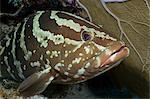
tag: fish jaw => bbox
[98,41,130,67]
[77,41,130,83]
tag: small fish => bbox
[0,11,129,96]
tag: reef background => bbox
[0,0,149,98]
[79,0,149,97]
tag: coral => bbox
[100,0,150,71]
[8,0,22,7]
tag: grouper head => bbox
[53,29,130,84]
[44,11,130,84]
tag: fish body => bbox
[0,11,129,96]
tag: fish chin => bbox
[74,59,123,84]
[96,59,123,77]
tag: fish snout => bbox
[99,41,130,67]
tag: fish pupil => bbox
[82,32,91,41]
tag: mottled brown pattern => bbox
[0,10,129,96]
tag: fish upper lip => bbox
[110,45,126,56]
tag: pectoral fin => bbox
[18,67,56,96]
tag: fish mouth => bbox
[100,42,130,67]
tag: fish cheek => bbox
[83,56,102,78]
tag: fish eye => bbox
[81,31,94,41]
